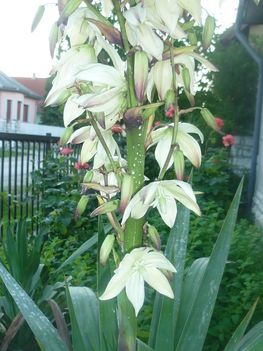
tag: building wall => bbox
[230,135,253,176]
[0,91,38,125]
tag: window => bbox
[23,104,29,122]
[6,100,12,121]
[17,101,22,120]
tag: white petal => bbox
[100,268,130,300]
[177,0,202,25]
[157,196,177,228]
[126,271,145,316]
[101,0,113,17]
[179,122,204,143]
[153,60,172,100]
[146,67,154,103]
[124,4,146,26]
[137,24,164,60]
[76,63,125,87]
[155,134,173,171]
[150,125,169,146]
[177,130,202,168]
[156,0,180,34]
[143,266,174,298]
[69,126,91,144]
[81,138,97,164]
[143,251,176,272]
[189,52,219,72]
[63,94,85,127]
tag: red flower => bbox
[154,121,161,126]
[60,148,73,155]
[215,118,224,130]
[165,105,175,118]
[222,134,235,147]
[74,160,89,170]
[111,123,123,134]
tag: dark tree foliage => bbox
[39,76,64,126]
[203,35,258,134]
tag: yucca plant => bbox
[0,0,263,350]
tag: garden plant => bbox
[0,0,263,350]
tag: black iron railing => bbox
[0,132,59,230]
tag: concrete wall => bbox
[230,135,253,176]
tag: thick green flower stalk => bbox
[38,0,220,349]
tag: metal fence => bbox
[0,132,59,230]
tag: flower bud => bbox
[75,196,89,220]
[83,171,93,183]
[120,175,133,213]
[201,108,219,132]
[188,31,197,46]
[60,127,73,147]
[202,16,216,51]
[91,200,120,217]
[147,224,161,251]
[100,234,115,266]
[49,22,59,58]
[134,51,148,103]
[173,150,185,180]
[182,67,191,93]
[153,60,172,101]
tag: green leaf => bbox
[57,233,98,272]
[137,339,154,351]
[149,205,190,350]
[0,262,69,351]
[236,320,263,351]
[97,217,118,351]
[49,22,59,58]
[175,179,243,351]
[66,286,100,351]
[174,258,209,345]
[31,5,45,32]
[224,299,258,351]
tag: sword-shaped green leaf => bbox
[149,205,190,350]
[175,179,243,351]
[224,299,258,351]
[0,262,69,351]
[236,321,263,351]
[97,217,118,351]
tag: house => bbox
[13,76,47,116]
[0,71,42,132]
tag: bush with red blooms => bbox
[222,134,235,147]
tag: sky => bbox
[0,0,239,78]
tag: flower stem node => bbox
[100,247,176,316]
[100,234,115,266]
[124,108,143,130]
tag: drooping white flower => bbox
[69,125,121,168]
[101,0,114,17]
[100,247,176,316]
[149,122,204,171]
[124,3,164,60]
[177,0,202,26]
[122,180,201,228]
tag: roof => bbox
[0,71,42,100]
[13,77,47,97]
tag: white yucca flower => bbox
[122,180,201,228]
[100,247,176,316]
[101,0,114,17]
[69,125,120,168]
[124,3,164,60]
[149,122,204,171]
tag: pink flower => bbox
[111,123,123,134]
[222,134,235,147]
[155,121,161,126]
[74,160,89,170]
[60,148,73,155]
[165,105,175,118]
[215,118,224,130]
